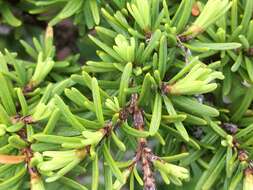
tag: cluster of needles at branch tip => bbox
[0,0,253,190]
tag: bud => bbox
[81,130,104,146]
[154,160,189,185]
[45,25,53,39]
[244,168,253,190]
[31,174,45,190]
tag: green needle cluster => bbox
[0,0,253,190]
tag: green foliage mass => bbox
[0,0,253,190]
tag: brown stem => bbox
[247,48,253,57]
[176,36,192,63]
[161,82,172,95]
[96,121,120,147]
[231,133,253,176]
[22,147,41,184]
[142,154,156,190]
[128,93,157,190]
[11,115,35,125]
[23,82,35,94]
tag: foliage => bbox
[0,0,253,190]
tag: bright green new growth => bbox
[182,0,232,39]
[0,0,253,190]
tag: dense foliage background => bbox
[0,0,253,189]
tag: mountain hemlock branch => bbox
[0,0,253,189]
